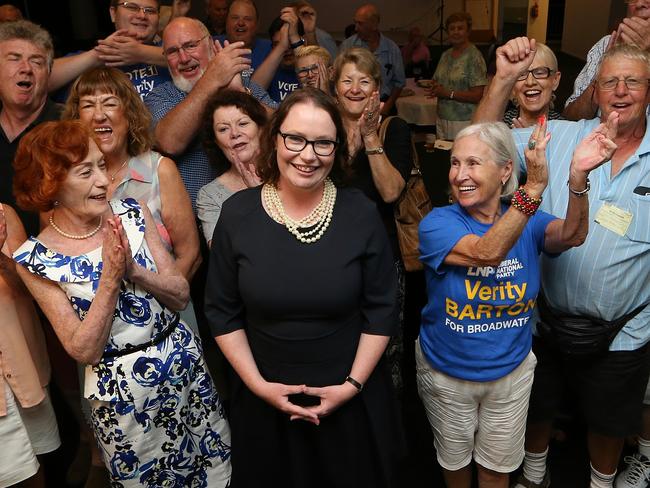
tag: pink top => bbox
[402,42,431,65]
[0,241,51,416]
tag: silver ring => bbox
[528,140,536,150]
[366,111,374,120]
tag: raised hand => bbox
[606,29,620,51]
[359,90,382,138]
[201,40,251,91]
[495,36,537,81]
[230,150,262,188]
[618,17,650,50]
[511,117,525,129]
[280,7,301,44]
[571,111,619,174]
[110,215,136,279]
[316,58,331,94]
[523,115,551,196]
[297,5,317,35]
[95,30,143,66]
[171,0,191,18]
[101,218,126,284]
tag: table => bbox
[396,78,438,127]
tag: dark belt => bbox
[102,314,179,359]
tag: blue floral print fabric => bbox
[14,198,231,487]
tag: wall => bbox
[561,0,612,60]
[526,0,549,43]
[252,0,467,42]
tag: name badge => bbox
[594,203,633,237]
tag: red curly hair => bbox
[13,120,92,212]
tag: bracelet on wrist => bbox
[567,177,590,196]
[345,376,363,392]
[511,187,542,216]
[365,146,384,155]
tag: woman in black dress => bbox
[205,87,404,487]
[332,48,414,392]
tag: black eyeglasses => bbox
[115,1,159,16]
[164,34,209,59]
[295,64,319,78]
[516,67,554,81]
[279,132,338,156]
[596,77,649,91]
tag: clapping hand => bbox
[279,7,300,45]
[95,30,143,66]
[171,0,191,18]
[316,58,331,94]
[571,111,618,175]
[230,149,262,188]
[297,5,317,35]
[101,217,127,284]
[523,115,551,197]
[201,40,251,91]
[359,91,382,138]
[495,36,537,81]
[617,16,650,50]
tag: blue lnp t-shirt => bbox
[418,203,556,382]
[267,66,299,103]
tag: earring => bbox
[53,200,60,206]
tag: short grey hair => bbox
[598,43,650,77]
[0,20,53,70]
[534,42,558,71]
[455,122,520,197]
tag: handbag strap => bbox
[377,116,421,171]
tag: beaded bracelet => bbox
[511,187,542,216]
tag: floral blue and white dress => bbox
[13,199,231,488]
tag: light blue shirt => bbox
[315,28,338,60]
[513,117,650,351]
[339,33,405,100]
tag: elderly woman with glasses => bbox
[205,88,404,487]
[475,39,563,128]
[416,118,616,488]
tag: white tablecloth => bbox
[396,78,437,126]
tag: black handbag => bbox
[536,294,646,356]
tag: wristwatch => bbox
[290,37,305,49]
[365,146,384,155]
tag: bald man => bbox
[0,4,22,22]
[339,3,405,115]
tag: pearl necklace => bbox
[110,158,129,182]
[49,214,103,240]
[263,178,336,244]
